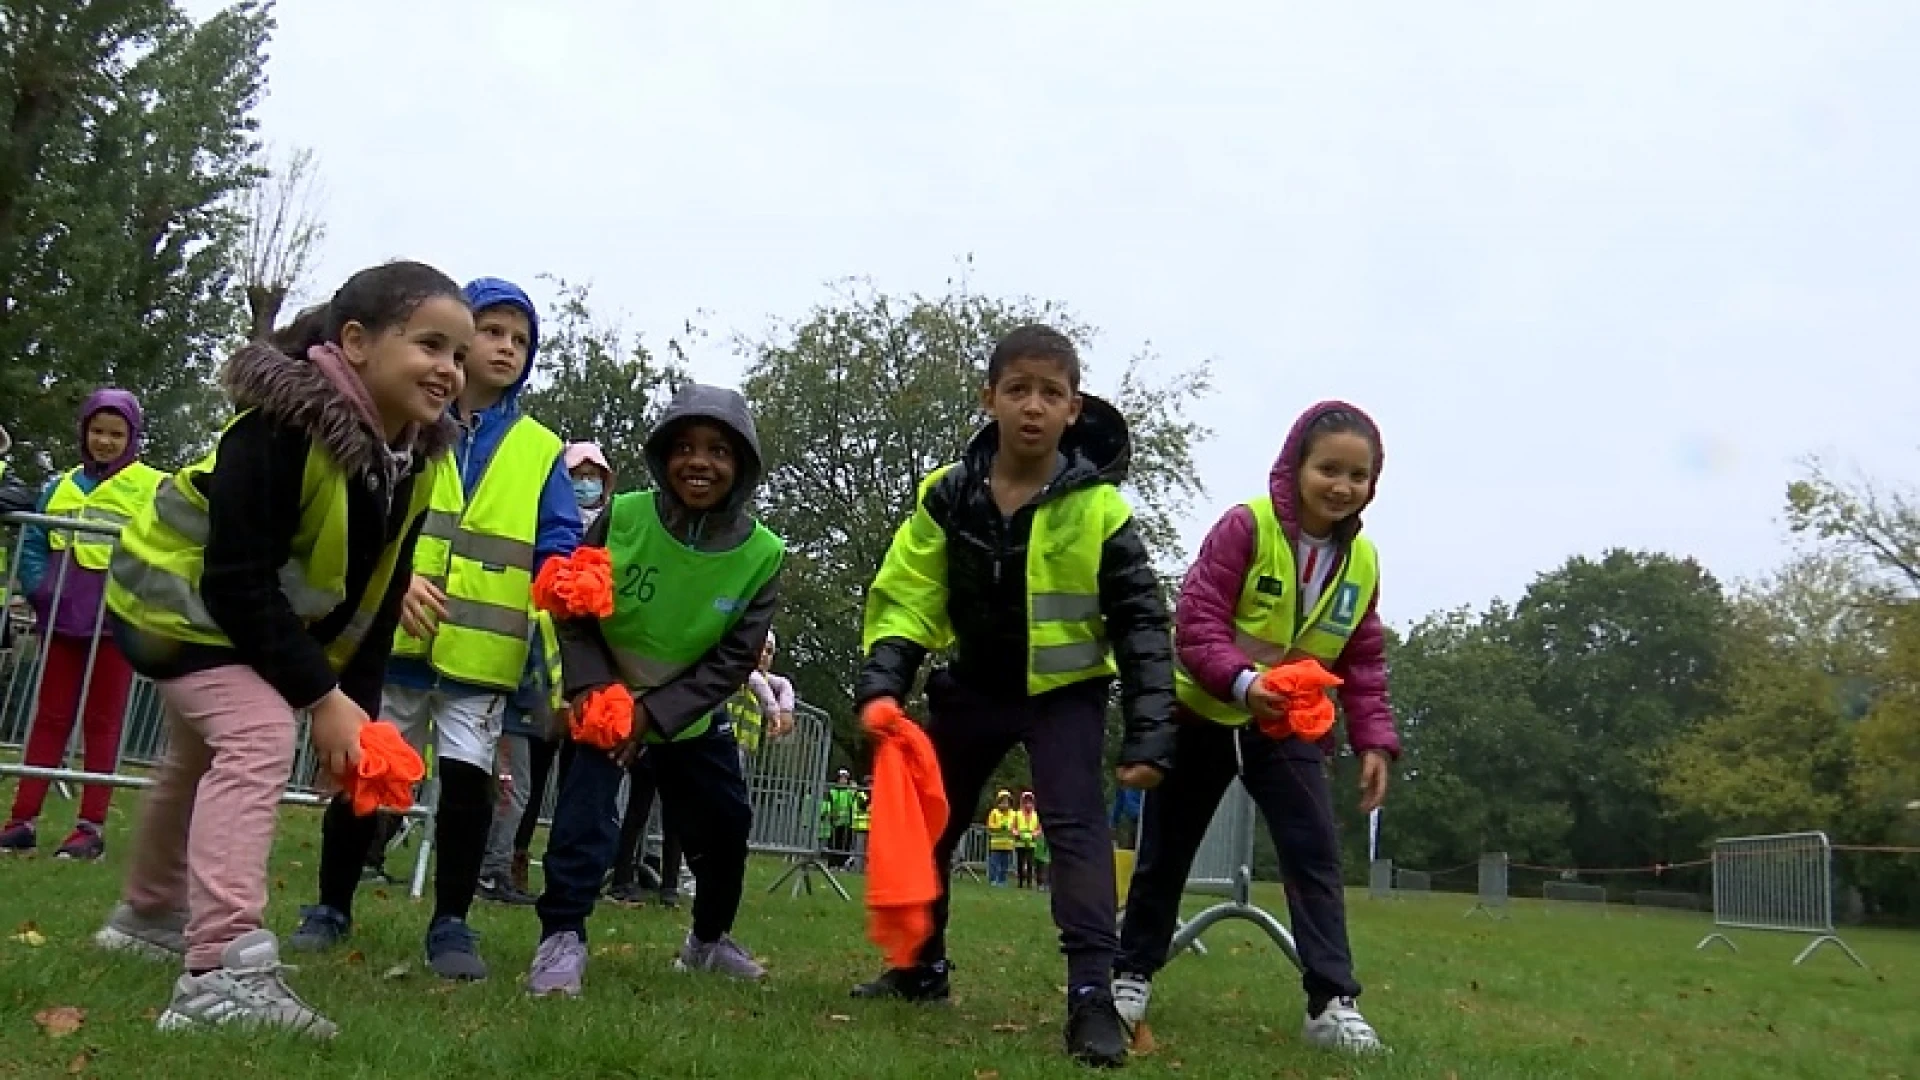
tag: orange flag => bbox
[340,721,427,817]
[860,699,950,970]
[570,684,635,750]
[1254,658,1344,743]
[532,546,616,619]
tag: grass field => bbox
[1,804,1914,1080]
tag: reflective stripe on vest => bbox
[596,490,785,743]
[106,415,446,671]
[1173,496,1379,725]
[863,465,1132,694]
[985,808,1017,850]
[393,416,561,690]
[45,462,166,571]
[1013,808,1038,845]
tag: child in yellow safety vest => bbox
[1112,402,1399,1055]
[983,789,1018,886]
[91,261,470,1037]
[1013,790,1041,889]
[297,277,583,983]
[850,777,872,872]
[3,389,165,860]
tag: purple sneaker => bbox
[673,932,766,981]
[527,931,586,998]
[54,823,104,861]
[0,820,35,853]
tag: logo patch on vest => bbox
[1329,582,1361,628]
[1254,575,1287,598]
[712,597,743,614]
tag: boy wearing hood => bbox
[850,325,1176,1068]
[525,384,783,997]
[2,390,166,859]
[296,278,582,981]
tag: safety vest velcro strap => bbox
[153,484,210,546]
[1233,630,1288,666]
[1032,639,1109,676]
[611,647,691,690]
[441,596,530,640]
[451,529,535,568]
[1032,592,1101,622]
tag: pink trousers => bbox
[120,665,297,970]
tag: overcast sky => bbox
[194,0,1920,626]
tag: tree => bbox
[237,143,324,341]
[518,278,687,487]
[1508,550,1732,870]
[0,0,271,476]
[739,278,1213,767]
[1787,461,1920,596]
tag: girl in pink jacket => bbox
[1112,401,1398,1055]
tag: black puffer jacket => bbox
[857,394,1177,771]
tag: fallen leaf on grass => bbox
[1129,1022,1156,1055]
[828,1014,852,1023]
[140,1008,158,1022]
[274,877,286,890]
[1571,1036,1589,1048]
[373,889,390,901]
[12,929,46,947]
[34,1006,86,1038]
[67,1052,91,1074]
[345,950,366,966]
[975,1071,1000,1080]
[381,965,411,981]
[990,1022,1028,1034]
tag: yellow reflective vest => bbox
[862,465,1132,694]
[1174,496,1379,725]
[1013,808,1039,847]
[392,416,563,690]
[985,808,1018,852]
[46,463,167,571]
[106,416,450,672]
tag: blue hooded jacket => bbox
[387,276,583,696]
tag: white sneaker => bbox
[94,903,188,962]
[155,929,338,1040]
[1302,996,1386,1054]
[1111,972,1152,1031]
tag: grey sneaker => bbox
[673,932,766,981]
[287,904,350,953]
[94,903,188,962]
[155,929,337,1039]
[527,931,586,998]
[425,916,488,981]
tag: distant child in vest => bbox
[983,789,1018,886]
[496,439,616,901]
[526,384,784,997]
[295,277,583,981]
[1014,790,1041,889]
[1,390,165,859]
[1034,821,1052,891]
[90,261,469,1037]
[1112,402,1398,1055]
[852,325,1175,1069]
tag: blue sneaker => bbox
[287,904,350,953]
[425,916,488,981]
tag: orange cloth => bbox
[340,721,426,817]
[860,698,949,970]
[532,546,615,619]
[570,684,634,750]
[1254,658,1344,743]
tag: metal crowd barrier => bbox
[1394,868,1433,895]
[753,702,847,900]
[1696,831,1865,967]
[1368,858,1394,900]
[1132,777,1303,974]
[952,823,988,884]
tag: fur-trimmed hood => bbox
[221,342,456,478]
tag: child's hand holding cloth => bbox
[1253,658,1344,743]
[338,720,426,817]
[860,698,949,970]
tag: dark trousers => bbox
[1015,847,1036,888]
[613,757,683,891]
[537,728,750,942]
[829,823,855,867]
[915,673,1117,990]
[1116,718,1360,1003]
[512,737,573,855]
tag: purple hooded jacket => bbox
[1174,400,1401,758]
[27,389,146,637]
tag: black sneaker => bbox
[1065,986,1129,1068]
[476,875,535,907]
[605,881,648,906]
[850,959,950,1003]
[657,889,681,910]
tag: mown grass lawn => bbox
[1,801,1914,1079]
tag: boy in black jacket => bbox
[851,325,1176,1069]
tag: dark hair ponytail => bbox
[268,260,464,359]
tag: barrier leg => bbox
[1695,932,1737,953]
[1794,935,1866,969]
[767,855,851,902]
[1159,867,1297,972]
